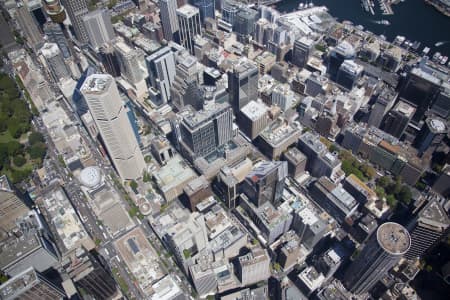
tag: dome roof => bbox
[79,167,102,188]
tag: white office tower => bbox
[177,5,202,54]
[114,41,144,84]
[40,43,71,82]
[82,9,115,50]
[81,74,145,180]
[146,46,176,104]
[160,0,179,41]
[61,0,89,44]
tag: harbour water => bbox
[276,0,450,57]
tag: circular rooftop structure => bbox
[79,167,102,189]
[377,222,411,256]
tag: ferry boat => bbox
[441,56,448,65]
[374,19,390,25]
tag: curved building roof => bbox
[377,222,410,256]
[79,167,102,189]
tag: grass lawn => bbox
[0,131,14,143]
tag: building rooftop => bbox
[298,266,325,291]
[149,275,183,300]
[377,222,411,255]
[426,117,447,133]
[0,267,50,300]
[182,102,231,129]
[154,154,197,195]
[80,74,112,94]
[239,248,269,267]
[210,226,245,254]
[345,174,377,201]
[393,100,416,118]
[241,100,268,121]
[176,4,199,18]
[259,119,300,147]
[418,200,450,229]
[0,174,12,192]
[299,131,327,155]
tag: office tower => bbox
[114,41,144,84]
[234,8,258,40]
[160,0,179,41]
[292,37,314,68]
[0,175,30,233]
[414,117,447,154]
[177,5,202,54]
[172,77,203,110]
[146,46,176,104]
[183,176,213,211]
[282,147,307,178]
[405,200,449,260]
[61,0,89,44]
[431,89,450,118]
[40,43,71,82]
[72,66,95,116]
[43,22,71,59]
[241,161,287,207]
[254,18,269,46]
[381,100,416,139]
[180,102,233,160]
[98,43,121,77]
[82,9,115,50]
[81,74,145,179]
[400,67,441,122]
[344,222,410,295]
[192,0,215,22]
[271,83,295,111]
[15,4,44,51]
[237,248,270,286]
[292,207,327,250]
[43,0,66,23]
[367,88,397,128]
[240,100,269,140]
[221,0,240,25]
[327,41,355,81]
[0,267,66,300]
[336,60,363,90]
[228,61,258,116]
[63,247,117,299]
[189,260,217,297]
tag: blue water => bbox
[276,0,450,57]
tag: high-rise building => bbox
[414,117,448,154]
[237,248,270,286]
[400,67,442,122]
[192,0,215,22]
[61,0,89,44]
[234,8,258,40]
[221,0,240,25]
[62,247,117,299]
[43,0,66,23]
[40,43,71,82]
[0,175,30,233]
[72,66,96,116]
[367,88,397,128]
[82,9,115,50]
[292,37,314,68]
[180,102,233,160]
[381,100,416,139]
[146,46,176,104]
[239,100,269,140]
[405,200,449,260]
[271,83,295,111]
[16,4,44,51]
[98,43,121,77]
[177,5,202,54]
[336,60,363,90]
[159,0,180,42]
[0,267,66,300]
[327,41,355,81]
[80,74,145,179]
[228,61,258,116]
[114,41,144,84]
[43,22,71,59]
[344,222,410,295]
[241,161,288,207]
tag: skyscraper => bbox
[146,46,176,104]
[327,41,355,81]
[40,43,71,82]
[177,5,202,54]
[414,117,448,154]
[344,222,410,295]
[227,60,259,116]
[405,200,449,260]
[82,9,115,50]
[367,88,397,128]
[15,4,44,51]
[0,175,30,234]
[241,161,288,207]
[98,43,121,77]
[61,0,89,44]
[0,267,66,300]
[43,0,66,23]
[292,37,314,68]
[192,0,215,22]
[336,60,363,90]
[159,0,179,42]
[62,247,117,299]
[180,102,233,160]
[114,41,144,84]
[381,100,416,139]
[81,74,145,179]
[43,22,71,59]
[234,7,258,41]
